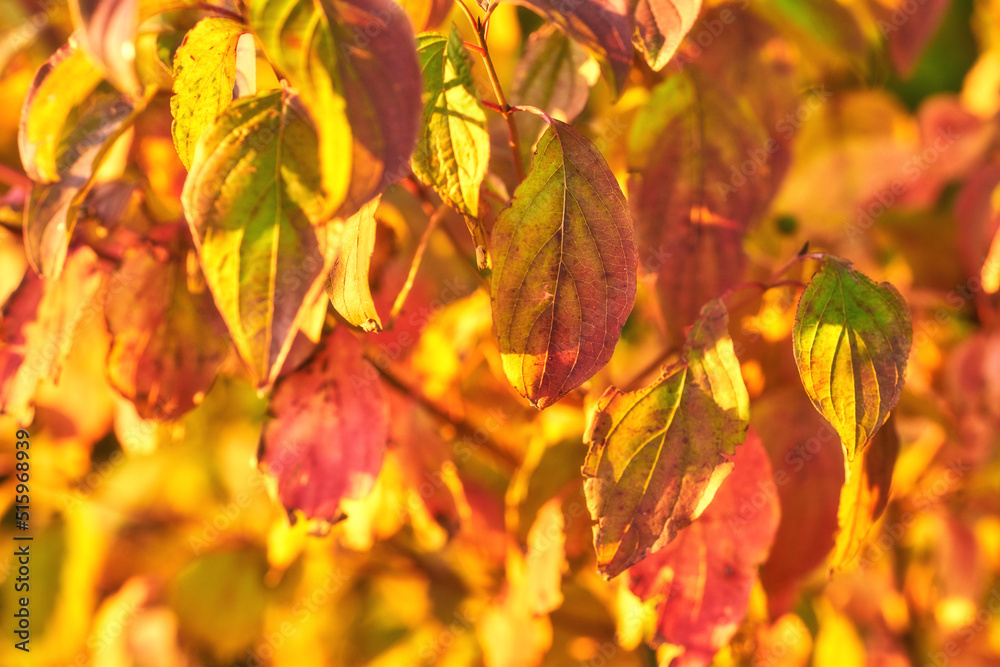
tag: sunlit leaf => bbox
[525,498,567,615]
[512,25,599,144]
[71,0,142,97]
[633,0,701,71]
[19,44,140,278]
[0,247,109,425]
[829,413,899,572]
[258,326,388,522]
[955,164,1000,296]
[181,89,340,390]
[170,17,246,170]
[326,196,382,332]
[490,118,637,409]
[626,430,779,662]
[398,0,452,31]
[250,0,422,217]
[105,244,231,420]
[792,257,912,461]
[583,300,749,578]
[412,26,489,220]
[513,0,633,94]
[18,44,104,184]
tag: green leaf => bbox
[326,196,382,332]
[250,0,422,217]
[19,43,140,278]
[792,257,912,460]
[170,17,246,170]
[180,89,340,391]
[412,26,489,220]
[490,118,637,410]
[582,300,749,579]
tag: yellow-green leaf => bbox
[490,118,637,409]
[181,89,340,391]
[170,17,246,170]
[792,257,912,460]
[326,196,382,332]
[412,26,489,220]
[583,300,749,579]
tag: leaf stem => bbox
[456,0,526,184]
[389,202,449,327]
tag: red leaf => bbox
[626,430,779,664]
[258,326,388,522]
[754,389,844,617]
[104,244,230,420]
[872,0,950,76]
[634,0,702,71]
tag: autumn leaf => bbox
[512,25,599,146]
[71,0,142,98]
[524,498,567,615]
[250,0,421,217]
[0,247,109,425]
[628,12,796,339]
[754,389,844,617]
[871,0,950,75]
[955,164,1000,295]
[792,257,912,461]
[583,300,749,578]
[104,244,231,420]
[170,17,247,170]
[513,0,633,95]
[326,196,382,332]
[829,412,899,573]
[411,27,489,221]
[633,0,701,71]
[626,430,779,663]
[258,326,388,522]
[490,118,637,409]
[398,0,452,31]
[181,89,340,390]
[19,44,139,278]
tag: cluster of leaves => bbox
[2,0,1000,665]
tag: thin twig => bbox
[456,0,526,183]
[389,202,449,327]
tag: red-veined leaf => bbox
[490,118,637,409]
[583,300,749,578]
[633,0,701,71]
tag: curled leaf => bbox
[326,196,382,332]
[258,327,388,522]
[105,244,231,420]
[411,27,489,220]
[170,17,246,169]
[792,257,912,461]
[583,300,749,578]
[71,0,142,97]
[633,0,701,71]
[490,118,637,409]
[829,412,899,572]
[181,89,340,390]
